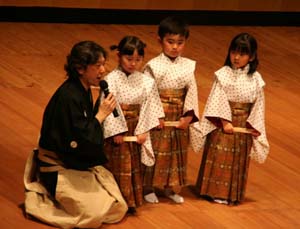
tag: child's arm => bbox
[136,132,148,144]
[176,115,193,129]
[246,123,261,137]
[221,119,234,134]
[113,134,124,144]
[221,119,260,136]
[157,118,165,129]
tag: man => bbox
[24,41,127,229]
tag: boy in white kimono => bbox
[143,16,202,204]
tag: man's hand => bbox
[96,93,116,123]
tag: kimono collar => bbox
[116,66,137,77]
[232,64,250,76]
[70,77,92,98]
[161,52,181,64]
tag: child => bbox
[195,33,269,205]
[143,16,201,204]
[102,36,164,214]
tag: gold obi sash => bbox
[120,104,140,119]
[159,88,186,106]
[229,101,253,116]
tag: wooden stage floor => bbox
[0,22,299,228]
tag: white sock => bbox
[144,192,159,204]
[214,199,228,205]
[167,194,184,204]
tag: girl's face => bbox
[160,33,186,59]
[119,50,143,74]
[78,55,106,90]
[230,50,252,69]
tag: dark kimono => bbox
[39,77,107,170]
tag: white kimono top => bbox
[143,53,202,153]
[199,65,269,163]
[102,68,164,166]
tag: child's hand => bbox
[251,130,261,137]
[221,119,234,134]
[157,118,165,129]
[176,116,193,129]
[136,133,147,144]
[245,124,261,137]
[113,135,124,144]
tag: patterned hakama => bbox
[144,89,189,188]
[196,102,253,203]
[104,104,143,208]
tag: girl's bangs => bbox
[231,41,250,54]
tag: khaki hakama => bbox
[24,148,128,229]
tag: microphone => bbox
[99,80,119,117]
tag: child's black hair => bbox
[158,16,189,40]
[110,36,146,57]
[224,33,259,74]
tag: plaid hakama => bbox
[104,104,143,208]
[196,102,253,204]
[143,89,189,189]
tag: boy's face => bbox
[160,33,186,59]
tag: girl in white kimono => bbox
[143,16,201,204]
[195,33,269,205]
[102,36,164,214]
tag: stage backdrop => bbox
[0,0,299,12]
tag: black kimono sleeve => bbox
[39,80,107,170]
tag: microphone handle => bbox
[113,109,119,117]
[103,89,109,98]
[102,88,119,117]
